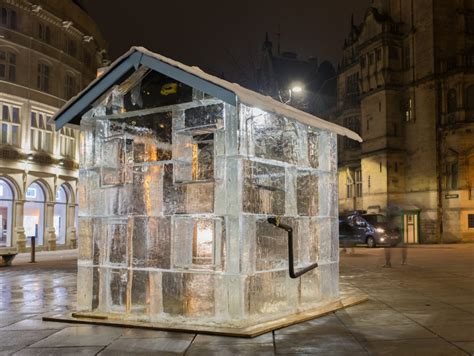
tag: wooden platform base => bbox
[44,294,367,338]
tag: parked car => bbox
[339,213,401,248]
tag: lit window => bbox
[346,176,353,198]
[0,103,21,146]
[355,169,362,197]
[26,187,37,199]
[30,110,53,153]
[405,98,414,122]
[60,127,75,158]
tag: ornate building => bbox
[0,0,106,252]
[333,0,474,243]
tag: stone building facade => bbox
[333,0,474,243]
[0,0,106,252]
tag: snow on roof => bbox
[54,46,362,142]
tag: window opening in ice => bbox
[192,220,214,265]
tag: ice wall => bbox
[77,88,339,327]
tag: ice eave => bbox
[52,46,362,143]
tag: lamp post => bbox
[279,84,304,104]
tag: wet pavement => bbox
[0,245,473,355]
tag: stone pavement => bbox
[0,245,473,355]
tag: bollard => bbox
[29,224,38,264]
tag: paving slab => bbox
[98,337,193,355]
[274,333,367,354]
[186,343,275,355]
[28,326,123,348]
[0,330,58,348]
[12,346,103,356]
[361,338,469,356]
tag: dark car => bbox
[339,213,400,248]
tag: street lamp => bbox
[291,85,303,94]
[279,83,305,104]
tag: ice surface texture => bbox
[77,90,339,327]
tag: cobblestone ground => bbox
[0,245,473,355]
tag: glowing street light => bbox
[291,86,303,94]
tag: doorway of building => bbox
[403,212,419,244]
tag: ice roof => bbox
[52,46,362,142]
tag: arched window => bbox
[54,185,68,245]
[0,178,14,247]
[23,182,45,246]
[447,89,457,113]
[466,85,474,110]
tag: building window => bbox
[346,176,353,198]
[360,56,366,68]
[394,162,399,173]
[355,169,362,197]
[344,117,361,149]
[1,7,18,29]
[393,123,398,136]
[23,182,45,245]
[0,50,16,82]
[59,127,75,158]
[447,89,457,113]
[66,39,77,57]
[446,162,459,190]
[380,162,383,173]
[468,214,474,228]
[345,73,359,106]
[405,98,414,122]
[37,63,50,92]
[54,185,68,245]
[0,178,14,247]
[30,110,53,153]
[376,48,382,61]
[38,23,51,44]
[0,103,20,146]
[65,74,76,98]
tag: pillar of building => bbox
[66,203,77,248]
[45,202,57,251]
[14,200,26,252]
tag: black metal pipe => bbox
[267,217,318,279]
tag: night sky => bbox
[83,0,370,84]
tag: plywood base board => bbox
[44,294,368,338]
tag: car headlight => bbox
[376,228,385,233]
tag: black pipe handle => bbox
[267,217,319,279]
